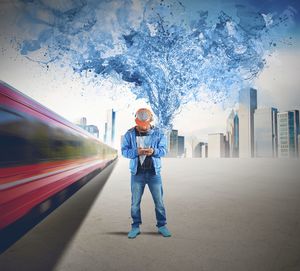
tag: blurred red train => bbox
[0,81,118,230]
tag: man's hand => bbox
[138,147,154,156]
[138,147,146,156]
[144,148,154,156]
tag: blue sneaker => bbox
[158,226,172,237]
[128,227,140,239]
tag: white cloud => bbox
[254,46,300,112]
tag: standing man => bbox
[121,108,171,238]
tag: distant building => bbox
[204,143,208,158]
[177,135,185,157]
[77,117,99,138]
[298,135,300,156]
[224,134,230,157]
[193,142,201,157]
[104,109,116,147]
[254,107,278,157]
[239,88,257,157]
[226,110,235,157]
[193,142,202,157]
[193,142,207,158]
[291,110,300,157]
[208,133,225,158]
[104,122,108,143]
[233,112,239,157]
[277,110,299,158]
[166,129,178,157]
[86,125,99,138]
[80,117,87,127]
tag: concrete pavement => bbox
[1,158,300,271]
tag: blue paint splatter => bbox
[12,0,296,130]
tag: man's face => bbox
[137,123,150,132]
[135,109,153,131]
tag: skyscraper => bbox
[277,110,299,158]
[224,135,230,157]
[239,88,257,157]
[226,109,235,157]
[77,118,99,139]
[80,117,87,127]
[208,133,225,158]
[105,109,116,146]
[104,122,108,143]
[193,142,208,158]
[233,112,239,157]
[298,135,300,156]
[86,125,99,138]
[202,143,208,158]
[177,135,185,157]
[193,142,203,158]
[291,110,300,157]
[254,107,278,157]
[167,129,178,157]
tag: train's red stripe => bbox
[0,160,109,229]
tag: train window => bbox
[0,108,23,124]
[0,107,116,167]
[0,134,32,166]
[0,108,33,167]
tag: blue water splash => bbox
[13,0,295,130]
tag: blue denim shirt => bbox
[121,126,167,175]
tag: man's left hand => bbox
[145,148,154,156]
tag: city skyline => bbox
[25,90,299,159]
[155,83,299,158]
[203,91,300,158]
[17,82,297,159]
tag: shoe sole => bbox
[128,231,141,239]
[157,231,171,237]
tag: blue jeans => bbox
[130,169,167,228]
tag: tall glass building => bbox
[233,112,239,157]
[226,110,239,157]
[193,142,201,158]
[239,88,257,158]
[202,143,208,158]
[166,129,178,157]
[104,122,108,143]
[298,135,300,156]
[104,109,116,147]
[254,107,278,157]
[86,125,99,138]
[80,117,87,127]
[177,135,185,157]
[208,133,225,158]
[193,142,206,158]
[292,110,300,157]
[277,110,299,158]
[226,110,235,157]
